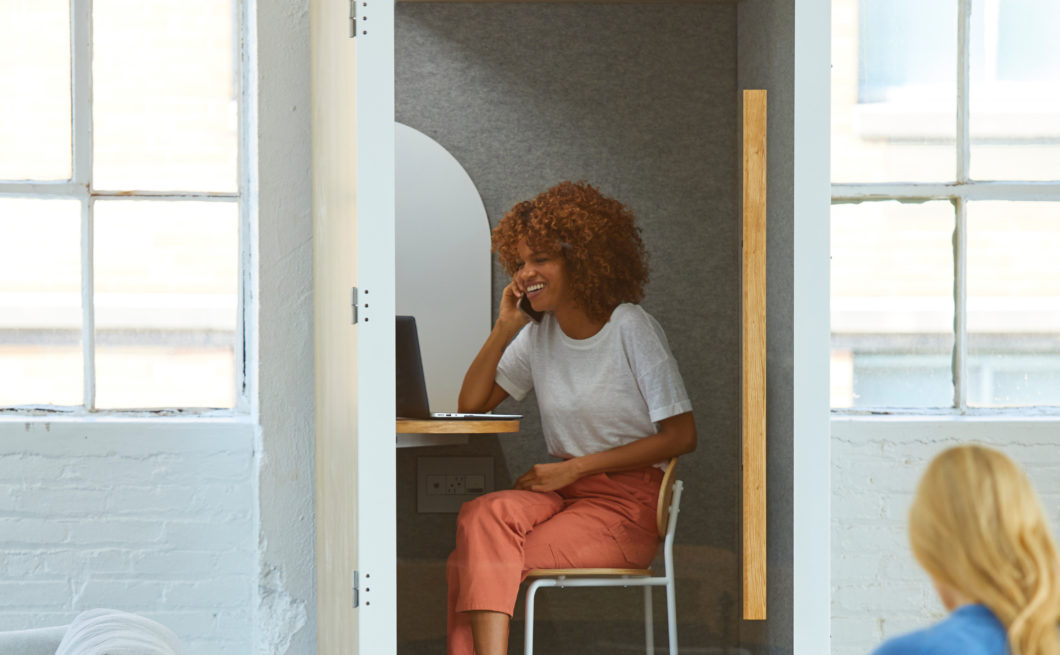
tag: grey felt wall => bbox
[737,0,796,653]
[394,4,747,653]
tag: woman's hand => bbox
[456,282,526,413]
[515,461,580,493]
[497,281,530,332]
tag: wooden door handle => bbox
[741,89,768,621]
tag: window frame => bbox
[831,0,1060,414]
[0,0,250,415]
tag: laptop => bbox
[396,315,522,421]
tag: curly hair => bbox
[492,181,649,322]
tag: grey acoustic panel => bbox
[738,0,796,653]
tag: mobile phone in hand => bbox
[517,294,544,322]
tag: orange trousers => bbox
[446,467,663,654]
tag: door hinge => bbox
[349,0,367,38]
[352,570,359,608]
[351,287,359,324]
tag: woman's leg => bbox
[446,489,564,655]
[447,468,662,654]
[468,610,509,655]
[522,469,662,571]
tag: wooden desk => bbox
[396,418,520,447]
[396,418,520,434]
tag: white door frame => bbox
[355,0,397,649]
[793,0,832,652]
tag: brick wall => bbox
[0,420,256,653]
[831,418,1060,655]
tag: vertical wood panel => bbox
[742,88,768,621]
[312,0,359,650]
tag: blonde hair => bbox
[909,445,1060,655]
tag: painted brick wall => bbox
[0,420,256,653]
[831,419,1060,655]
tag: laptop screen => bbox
[395,316,432,419]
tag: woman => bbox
[447,181,697,655]
[874,445,1060,655]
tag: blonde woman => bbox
[874,445,1060,655]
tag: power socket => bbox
[418,457,494,513]
[446,475,466,495]
[426,475,446,496]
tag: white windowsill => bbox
[0,410,254,426]
[832,410,1060,424]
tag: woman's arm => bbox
[457,282,527,413]
[514,411,697,492]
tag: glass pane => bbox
[967,202,1060,406]
[0,0,71,180]
[0,199,83,406]
[831,201,955,408]
[831,0,956,183]
[93,0,237,192]
[94,200,237,409]
[969,0,1060,180]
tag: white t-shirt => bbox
[495,303,692,462]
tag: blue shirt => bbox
[873,605,1008,655]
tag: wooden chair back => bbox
[656,457,679,539]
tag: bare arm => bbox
[457,282,527,413]
[515,411,697,492]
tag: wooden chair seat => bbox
[525,567,652,578]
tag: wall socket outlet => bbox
[417,457,494,513]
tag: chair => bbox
[522,458,684,655]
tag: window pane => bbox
[94,200,237,409]
[831,201,955,408]
[93,0,237,192]
[967,202,1060,407]
[0,0,71,181]
[831,0,956,183]
[969,0,1060,181]
[0,199,82,406]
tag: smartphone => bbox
[518,294,544,323]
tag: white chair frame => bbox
[523,476,684,655]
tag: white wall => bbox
[0,420,257,652]
[831,418,1060,655]
[251,0,315,651]
[0,0,315,653]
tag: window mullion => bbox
[953,198,969,410]
[952,0,972,410]
[82,199,95,410]
[236,0,251,413]
[72,0,94,409]
[957,0,971,184]
[832,181,1060,203]
[71,0,92,185]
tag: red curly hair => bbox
[492,181,649,322]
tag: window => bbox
[831,0,1060,410]
[0,0,243,411]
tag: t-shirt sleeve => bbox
[495,324,534,402]
[622,308,692,423]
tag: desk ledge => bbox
[396,419,520,434]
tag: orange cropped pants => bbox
[445,466,663,655]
